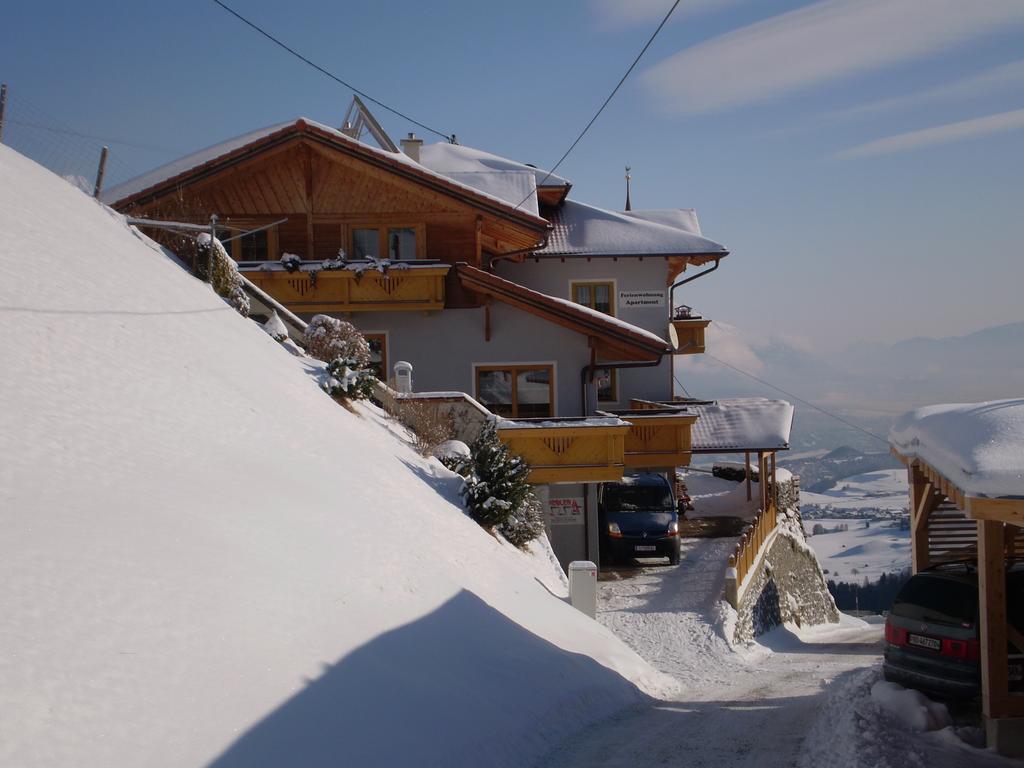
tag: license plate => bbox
[635,545,656,552]
[908,633,941,651]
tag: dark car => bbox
[598,474,681,566]
[883,562,1024,700]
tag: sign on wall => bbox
[619,290,666,309]
[548,497,584,526]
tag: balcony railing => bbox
[239,261,449,313]
[596,408,698,469]
[496,417,630,485]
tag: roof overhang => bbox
[456,264,671,363]
[685,398,795,454]
[109,120,550,236]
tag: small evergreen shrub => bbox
[198,236,250,317]
[304,314,371,365]
[462,421,544,548]
[320,357,376,401]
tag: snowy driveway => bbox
[539,538,884,768]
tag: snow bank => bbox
[870,681,952,732]
[889,399,1024,498]
[0,146,671,767]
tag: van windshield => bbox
[603,485,673,512]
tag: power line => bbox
[514,0,682,210]
[8,119,178,155]
[700,352,890,446]
[211,0,454,142]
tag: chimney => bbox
[400,132,423,162]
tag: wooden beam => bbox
[302,143,315,259]
[745,451,752,502]
[969,498,1024,525]
[979,520,1009,719]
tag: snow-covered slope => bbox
[0,146,672,768]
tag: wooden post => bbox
[758,451,766,512]
[745,451,752,501]
[979,520,1008,720]
[770,451,777,509]
[0,83,7,144]
[909,465,938,573]
[208,214,218,282]
[92,146,109,199]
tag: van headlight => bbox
[608,522,622,537]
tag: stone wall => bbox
[731,482,840,644]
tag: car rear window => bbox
[603,485,673,512]
[891,575,978,627]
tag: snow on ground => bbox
[801,468,909,512]
[682,470,760,518]
[541,545,888,768]
[800,667,1021,768]
[803,518,911,582]
[0,146,673,767]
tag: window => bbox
[572,281,615,315]
[475,365,554,419]
[238,230,268,261]
[216,222,277,262]
[364,333,388,381]
[353,228,381,259]
[571,281,617,403]
[388,228,416,260]
[349,224,422,260]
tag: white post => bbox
[568,560,598,619]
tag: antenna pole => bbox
[624,166,632,211]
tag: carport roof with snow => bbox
[687,398,795,453]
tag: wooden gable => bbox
[123,129,546,267]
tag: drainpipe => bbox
[487,233,549,272]
[668,257,721,319]
[580,357,665,417]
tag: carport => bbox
[890,400,1024,757]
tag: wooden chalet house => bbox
[106,114,789,567]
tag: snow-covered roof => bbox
[889,399,1024,499]
[687,398,795,452]
[418,141,571,188]
[436,169,538,216]
[622,208,702,235]
[537,199,728,257]
[102,119,548,224]
[456,264,671,359]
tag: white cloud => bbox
[641,0,1024,114]
[835,107,1024,158]
[593,0,743,26]
[832,59,1024,120]
[686,321,765,375]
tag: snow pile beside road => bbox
[870,681,951,732]
[0,146,671,768]
[800,667,1008,768]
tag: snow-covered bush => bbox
[435,440,472,476]
[303,314,371,365]
[462,421,543,548]
[319,357,376,401]
[197,234,250,317]
[261,311,289,343]
[280,252,302,272]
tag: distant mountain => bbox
[676,320,1024,452]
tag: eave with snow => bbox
[890,400,1024,751]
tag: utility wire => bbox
[212,0,454,142]
[8,119,178,155]
[700,352,890,446]
[513,0,682,210]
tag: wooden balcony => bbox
[239,262,449,313]
[669,317,711,354]
[598,408,698,469]
[497,418,630,485]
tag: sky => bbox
[2,0,1023,353]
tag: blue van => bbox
[599,474,681,566]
